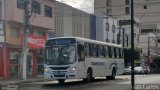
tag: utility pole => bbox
[148,37,150,65]
[22,0,30,80]
[131,0,135,90]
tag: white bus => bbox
[44,37,124,84]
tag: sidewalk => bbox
[0,77,48,84]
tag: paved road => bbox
[2,74,160,90]
[18,78,131,90]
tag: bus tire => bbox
[58,79,65,84]
[106,68,116,80]
[83,68,93,83]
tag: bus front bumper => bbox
[44,72,77,80]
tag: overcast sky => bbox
[56,0,94,14]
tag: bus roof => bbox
[47,37,122,48]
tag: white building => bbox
[94,0,143,47]
[119,18,140,46]
[94,0,160,35]
[96,15,120,44]
[95,0,160,55]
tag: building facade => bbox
[0,0,54,79]
[94,0,141,47]
[138,33,157,56]
[94,0,160,36]
[119,18,140,46]
[54,1,90,38]
[95,15,120,44]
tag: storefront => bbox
[0,47,2,78]
[10,51,20,78]
[36,49,44,76]
[0,35,46,79]
[27,35,46,77]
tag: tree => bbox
[124,47,141,66]
[154,57,160,66]
[153,56,160,73]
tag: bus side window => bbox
[119,48,121,58]
[116,48,119,58]
[108,47,112,58]
[97,45,101,57]
[90,44,94,57]
[114,48,117,58]
[89,44,92,56]
[102,46,105,57]
[77,43,85,61]
[122,49,124,58]
[97,45,100,57]
[96,45,99,57]
[111,47,114,58]
[105,46,108,58]
[85,43,90,57]
[99,45,104,57]
[94,44,98,57]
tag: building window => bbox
[106,9,112,16]
[45,5,52,17]
[17,0,25,9]
[106,23,109,31]
[125,0,130,5]
[112,25,116,33]
[32,1,40,14]
[125,7,130,15]
[106,0,112,7]
[36,31,45,37]
[11,27,20,38]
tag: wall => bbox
[54,1,90,38]
[94,0,160,29]
[138,33,156,56]
[96,15,119,44]
[5,0,54,30]
[95,15,103,41]
[90,14,96,40]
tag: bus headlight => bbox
[44,67,51,73]
[68,67,76,73]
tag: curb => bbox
[17,79,47,84]
[0,78,51,85]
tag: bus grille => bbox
[49,67,69,70]
[54,74,65,77]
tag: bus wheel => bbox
[107,68,116,80]
[83,69,93,82]
[58,79,65,84]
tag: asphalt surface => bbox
[2,74,160,90]
[18,77,131,90]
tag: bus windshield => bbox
[45,45,76,65]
